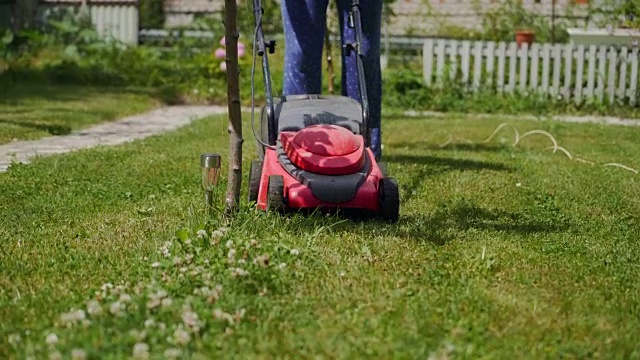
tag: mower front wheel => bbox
[248,160,262,204]
[266,175,285,212]
[379,177,400,223]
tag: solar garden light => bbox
[200,153,221,211]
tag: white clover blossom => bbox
[109,301,125,317]
[173,327,191,346]
[227,248,237,263]
[45,333,58,346]
[253,254,270,268]
[49,350,62,360]
[144,319,156,328]
[128,329,147,342]
[132,342,150,360]
[60,309,86,326]
[159,241,172,258]
[230,267,249,277]
[164,348,182,359]
[151,262,161,268]
[196,229,208,239]
[225,240,234,248]
[278,263,287,270]
[250,239,260,247]
[181,310,200,332]
[290,248,300,256]
[118,293,132,303]
[213,308,234,324]
[8,333,21,346]
[161,298,173,309]
[71,349,87,360]
[86,300,102,316]
[147,289,168,310]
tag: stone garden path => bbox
[0,105,227,172]
[1,104,638,173]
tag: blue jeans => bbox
[280,0,382,132]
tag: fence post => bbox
[449,40,459,82]
[473,41,483,90]
[563,43,573,100]
[575,45,585,104]
[507,42,518,93]
[617,47,628,103]
[530,43,539,92]
[497,42,507,93]
[486,41,496,88]
[596,45,607,102]
[461,41,471,85]
[541,43,551,95]
[586,45,597,98]
[519,42,529,93]
[423,39,434,86]
[551,44,563,97]
[436,40,446,86]
[628,47,638,107]
[607,46,618,105]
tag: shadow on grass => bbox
[399,199,570,246]
[0,119,72,136]
[384,153,511,203]
[386,154,510,171]
[392,142,510,153]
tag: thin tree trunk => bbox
[224,0,244,215]
[325,3,336,95]
[325,30,335,95]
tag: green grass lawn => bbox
[0,84,160,145]
[1,110,639,359]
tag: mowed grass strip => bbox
[1,112,639,359]
[0,84,160,144]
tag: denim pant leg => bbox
[336,0,383,129]
[281,0,329,95]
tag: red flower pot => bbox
[515,30,535,48]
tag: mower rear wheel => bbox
[266,175,285,212]
[379,177,400,223]
[248,160,262,204]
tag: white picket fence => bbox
[422,39,640,106]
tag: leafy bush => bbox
[381,68,639,117]
[139,0,166,30]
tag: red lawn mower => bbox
[247,0,399,223]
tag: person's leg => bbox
[336,0,383,160]
[281,0,329,95]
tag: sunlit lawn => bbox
[1,107,639,358]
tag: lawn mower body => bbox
[248,0,399,222]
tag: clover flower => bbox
[132,343,150,360]
[60,309,86,326]
[164,348,182,359]
[290,248,300,256]
[173,327,191,346]
[45,333,59,346]
[71,349,87,360]
[230,267,249,277]
[86,300,103,316]
[253,253,270,268]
